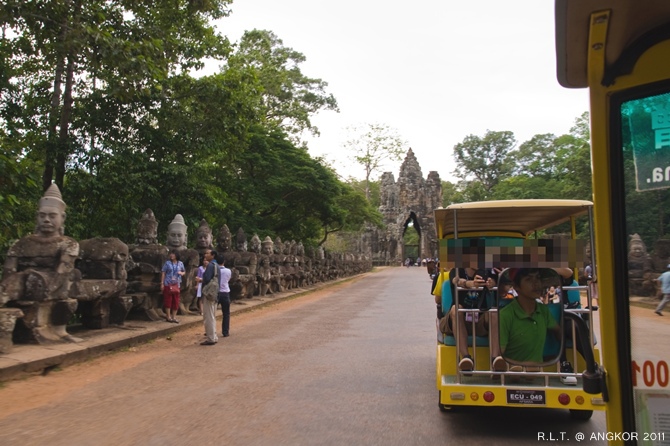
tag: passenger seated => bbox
[439,266,499,372]
[555,268,587,385]
[499,268,560,366]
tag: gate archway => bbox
[402,211,421,264]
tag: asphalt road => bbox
[0,267,610,446]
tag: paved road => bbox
[0,267,610,445]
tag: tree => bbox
[452,130,516,197]
[344,123,407,201]
[0,0,233,192]
[225,29,339,139]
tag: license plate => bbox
[506,389,546,405]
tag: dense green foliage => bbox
[0,2,378,256]
[443,113,594,237]
[444,113,593,205]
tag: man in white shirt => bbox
[218,258,233,336]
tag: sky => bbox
[207,0,590,183]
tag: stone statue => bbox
[295,242,311,287]
[261,236,283,294]
[194,219,214,260]
[253,235,272,296]
[272,237,289,292]
[0,184,80,346]
[126,209,168,321]
[282,240,297,290]
[74,237,132,328]
[233,227,257,299]
[166,214,199,314]
[216,224,242,299]
[628,233,655,296]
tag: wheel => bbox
[439,391,448,412]
[569,409,593,421]
[438,391,457,412]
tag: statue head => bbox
[297,241,305,257]
[629,233,647,258]
[167,214,188,249]
[217,225,232,252]
[250,234,261,254]
[235,227,247,252]
[261,236,274,256]
[36,183,66,237]
[274,237,283,255]
[195,219,213,249]
[137,209,158,244]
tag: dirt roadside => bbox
[0,281,354,420]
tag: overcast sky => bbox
[209,0,590,183]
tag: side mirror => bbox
[498,268,564,367]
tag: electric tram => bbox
[556,0,670,442]
[434,199,605,420]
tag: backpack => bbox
[202,263,219,302]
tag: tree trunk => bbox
[43,55,65,191]
[55,53,76,189]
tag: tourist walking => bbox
[655,264,670,316]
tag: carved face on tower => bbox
[167,214,188,250]
[36,184,66,237]
[195,219,213,249]
[137,209,158,245]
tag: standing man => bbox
[218,258,233,337]
[655,264,670,316]
[200,249,219,345]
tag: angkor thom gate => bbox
[359,149,442,266]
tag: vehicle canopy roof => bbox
[434,199,593,239]
[555,0,670,88]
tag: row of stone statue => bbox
[0,184,371,354]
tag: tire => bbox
[438,391,457,412]
[569,409,593,421]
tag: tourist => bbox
[218,258,233,337]
[194,258,208,315]
[440,266,500,371]
[200,249,219,345]
[655,264,670,316]
[160,249,185,323]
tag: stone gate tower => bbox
[366,149,442,265]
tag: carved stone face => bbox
[262,244,273,256]
[196,231,213,249]
[167,228,186,249]
[217,228,231,252]
[36,205,64,236]
[250,236,261,254]
[137,223,157,245]
[630,240,646,257]
[236,238,247,252]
